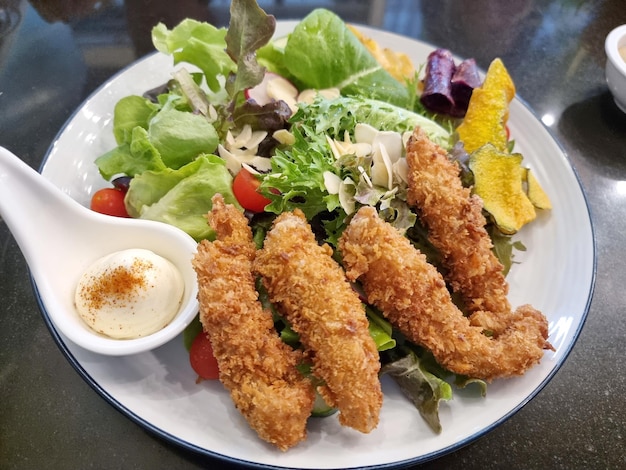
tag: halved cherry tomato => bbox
[232,168,272,212]
[189,331,220,381]
[90,188,130,217]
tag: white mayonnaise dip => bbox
[74,248,184,339]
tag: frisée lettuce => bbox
[292,95,451,150]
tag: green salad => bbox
[91,0,528,433]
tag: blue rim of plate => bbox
[33,33,597,470]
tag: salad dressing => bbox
[75,248,184,339]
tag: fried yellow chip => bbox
[348,25,415,81]
[457,87,509,153]
[526,168,552,210]
[456,58,516,154]
[469,144,536,234]
[481,58,516,102]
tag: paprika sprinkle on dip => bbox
[74,249,184,339]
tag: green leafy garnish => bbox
[488,224,526,276]
[183,315,203,351]
[283,9,410,107]
[152,19,235,93]
[225,0,276,97]
[366,306,396,352]
[125,155,240,241]
[381,350,452,434]
[292,96,451,149]
[260,125,342,221]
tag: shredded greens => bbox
[292,95,451,149]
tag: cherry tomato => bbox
[232,168,272,212]
[90,188,130,217]
[189,331,220,381]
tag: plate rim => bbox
[34,21,597,469]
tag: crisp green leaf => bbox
[259,125,340,220]
[366,306,396,351]
[151,19,235,92]
[488,224,526,276]
[454,375,488,396]
[293,96,451,149]
[95,126,166,180]
[112,95,159,145]
[147,105,218,169]
[283,9,410,107]
[125,154,240,241]
[183,315,203,351]
[256,35,291,79]
[381,350,452,434]
[225,0,276,96]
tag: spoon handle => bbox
[0,146,87,268]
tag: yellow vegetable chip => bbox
[457,58,548,233]
[457,58,516,154]
[526,168,552,210]
[469,144,536,234]
[348,25,415,82]
[481,58,516,102]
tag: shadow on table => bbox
[558,89,626,176]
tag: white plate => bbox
[39,22,595,469]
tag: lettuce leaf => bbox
[95,126,166,180]
[152,19,235,93]
[95,107,219,179]
[454,375,488,396]
[293,96,451,149]
[225,0,276,97]
[282,9,411,107]
[488,224,526,276]
[146,105,218,169]
[259,125,341,221]
[258,95,451,244]
[125,154,240,241]
[256,36,291,79]
[381,350,452,434]
[111,95,159,145]
[366,306,396,352]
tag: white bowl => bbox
[605,24,626,113]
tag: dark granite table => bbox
[1,1,625,469]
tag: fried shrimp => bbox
[254,210,382,433]
[339,206,549,381]
[192,195,315,451]
[405,126,512,335]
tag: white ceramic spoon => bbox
[0,146,199,355]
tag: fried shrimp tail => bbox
[339,207,549,381]
[406,127,511,334]
[192,195,315,451]
[254,210,383,433]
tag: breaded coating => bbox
[192,195,315,451]
[405,126,512,335]
[339,207,549,381]
[254,210,382,434]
